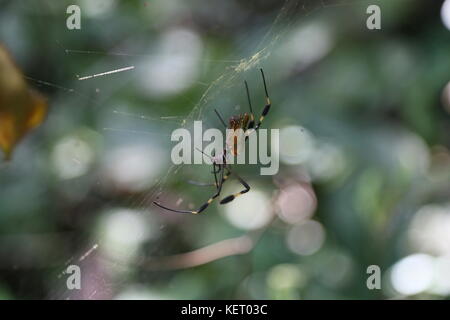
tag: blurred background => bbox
[0,0,450,299]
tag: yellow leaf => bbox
[0,45,48,160]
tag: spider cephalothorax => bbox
[227,113,251,156]
[229,113,250,130]
[154,68,271,214]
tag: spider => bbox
[153,68,271,214]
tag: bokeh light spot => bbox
[409,204,450,256]
[441,0,450,30]
[98,208,155,261]
[390,254,434,296]
[102,144,164,192]
[51,135,95,180]
[137,28,203,97]
[276,183,317,224]
[279,125,314,165]
[286,220,325,256]
[223,189,273,230]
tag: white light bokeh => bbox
[429,255,450,296]
[137,28,203,97]
[276,183,316,224]
[51,135,95,180]
[102,144,164,192]
[307,142,347,181]
[98,208,156,261]
[279,22,333,72]
[115,285,168,300]
[409,204,450,256]
[390,254,435,296]
[394,131,429,175]
[286,220,325,256]
[279,125,314,165]
[442,0,450,30]
[80,0,117,17]
[429,255,450,297]
[223,189,273,230]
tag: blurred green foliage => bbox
[0,0,449,300]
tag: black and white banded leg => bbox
[219,166,250,204]
[154,164,228,214]
[245,68,271,140]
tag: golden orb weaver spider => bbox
[153,68,271,214]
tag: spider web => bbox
[135,0,367,209]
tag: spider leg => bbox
[213,162,219,188]
[153,165,231,214]
[244,80,255,129]
[187,180,218,187]
[187,173,231,188]
[214,109,227,128]
[219,165,250,204]
[245,68,271,139]
[188,162,220,188]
